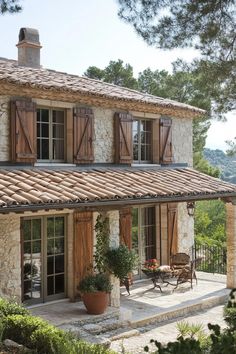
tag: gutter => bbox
[1,191,236,214]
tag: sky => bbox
[0,0,235,151]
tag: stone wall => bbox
[93,107,115,163]
[177,203,194,256]
[0,214,21,301]
[172,117,193,166]
[0,96,10,162]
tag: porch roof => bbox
[0,167,235,213]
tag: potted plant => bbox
[105,244,139,294]
[78,272,112,314]
[142,258,160,276]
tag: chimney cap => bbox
[18,28,40,45]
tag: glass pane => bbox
[24,242,31,255]
[55,255,64,273]
[24,280,32,300]
[55,274,64,294]
[133,144,138,161]
[55,217,64,237]
[32,219,41,240]
[41,139,49,159]
[41,109,49,122]
[52,140,64,160]
[53,124,64,139]
[47,218,54,238]
[32,241,41,254]
[47,239,54,255]
[53,110,64,124]
[47,276,54,296]
[41,123,49,138]
[37,123,40,137]
[23,220,31,241]
[47,256,54,275]
[37,139,40,159]
[23,261,32,279]
[55,238,64,254]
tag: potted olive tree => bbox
[105,244,139,294]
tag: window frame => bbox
[132,118,152,164]
[37,106,66,163]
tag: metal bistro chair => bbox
[174,257,202,289]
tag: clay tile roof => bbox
[0,167,235,212]
[0,58,205,117]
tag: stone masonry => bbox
[172,117,193,166]
[0,214,21,301]
[0,96,10,161]
[226,201,236,288]
[177,203,194,256]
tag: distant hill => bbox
[204,148,236,184]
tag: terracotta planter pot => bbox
[82,291,109,315]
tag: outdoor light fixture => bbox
[187,201,195,217]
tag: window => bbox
[22,216,66,304]
[37,108,65,161]
[132,206,156,278]
[133,119,152,163]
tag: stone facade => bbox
[0,96,10,162]
[177,203,194,256]
[226,202,236,288]
[172,117,193,166]
[0,214,21,301]
[93,107,115,163]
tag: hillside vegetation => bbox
[204,148,236,184]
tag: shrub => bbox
[0,298,29,317]
[78,273,112,293]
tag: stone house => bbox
[0,28,236,308]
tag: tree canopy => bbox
[117,0,236,116]
[0,0,22,14]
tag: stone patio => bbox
[30,272,229,336]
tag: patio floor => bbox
[30,272,229,328]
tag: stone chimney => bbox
[16,28,42,68]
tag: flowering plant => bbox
[142,258,159,273]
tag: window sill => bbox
[35,163,76,167]
[131,164,161,167]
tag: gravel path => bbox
[110,305,226,353]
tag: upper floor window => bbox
[37,108,65,162]
[133,119,152,163]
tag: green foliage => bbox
[117,1,236,116]
[224,307,236,331]
[94,214,110,273]
[204,148,236,184]
[105,244,139,281]
[194,200,226,246]
[78,273,112,293]
[144,336,204,353]
[226,138,236,157]
[0,298,29,317]
[0,0,22,14]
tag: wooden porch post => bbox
[226,199,236,288]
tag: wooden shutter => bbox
[74,211,94,297]
[119,208,132,249]
[11,100,37,163]
[114,112,133,164]
[160,117,173,164]
[152,119,160,163]
[74,107,94,163]
[167,203,178,262]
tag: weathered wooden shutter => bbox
[119,208,132,249]
[167,203,178,262]
[114,112,133,164]
[74,211,94,297]
[11,100,37,163]
[160,117,173,164]
[74,107,94,163]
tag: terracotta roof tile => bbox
[0,167,235,212]
[0,58,205,116]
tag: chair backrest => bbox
[170,253,190,266]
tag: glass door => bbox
[132,207,156,278]
[22,216,66,304]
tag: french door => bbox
[132,206,156,278]
[22,216,66,304]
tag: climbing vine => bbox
[94,213,110,273]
